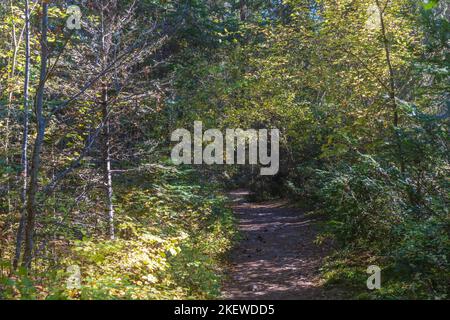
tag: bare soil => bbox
[221,190,341,300]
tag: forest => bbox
[0,0,448,300]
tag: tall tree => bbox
[13,0,31,270]
[23,0,48,268]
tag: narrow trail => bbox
[222,190,339,300]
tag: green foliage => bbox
[174,0,449,299]
[317,155,404,248]
[422,0,440,11]
[0,166,235,300]
[65,170,235,300]
[316,149,448,299]
[0,0,448,301]
[0,266,38,300]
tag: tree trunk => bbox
[22,2,48,269]
[376,0,405,173]
[239,0,246,21]
[13,0,31,270]
[102,89,115,240]
[376,0,398,127]
[100,4,115,240]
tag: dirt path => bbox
[221,190,338,300]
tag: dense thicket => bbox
[0,0,448,299]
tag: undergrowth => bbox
[0,167,236,300]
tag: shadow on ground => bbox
[221,190,344,300]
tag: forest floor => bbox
[221,190,345,300]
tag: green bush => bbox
[316,152,449,299]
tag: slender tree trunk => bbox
[376,0,405,173]
[102,88,115,240]
[100,4,115,240]
[13,0,31,270]
[22,2,48,269]
[376,0,398,126]
[4,0,19,216]
[239,0,246,21]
